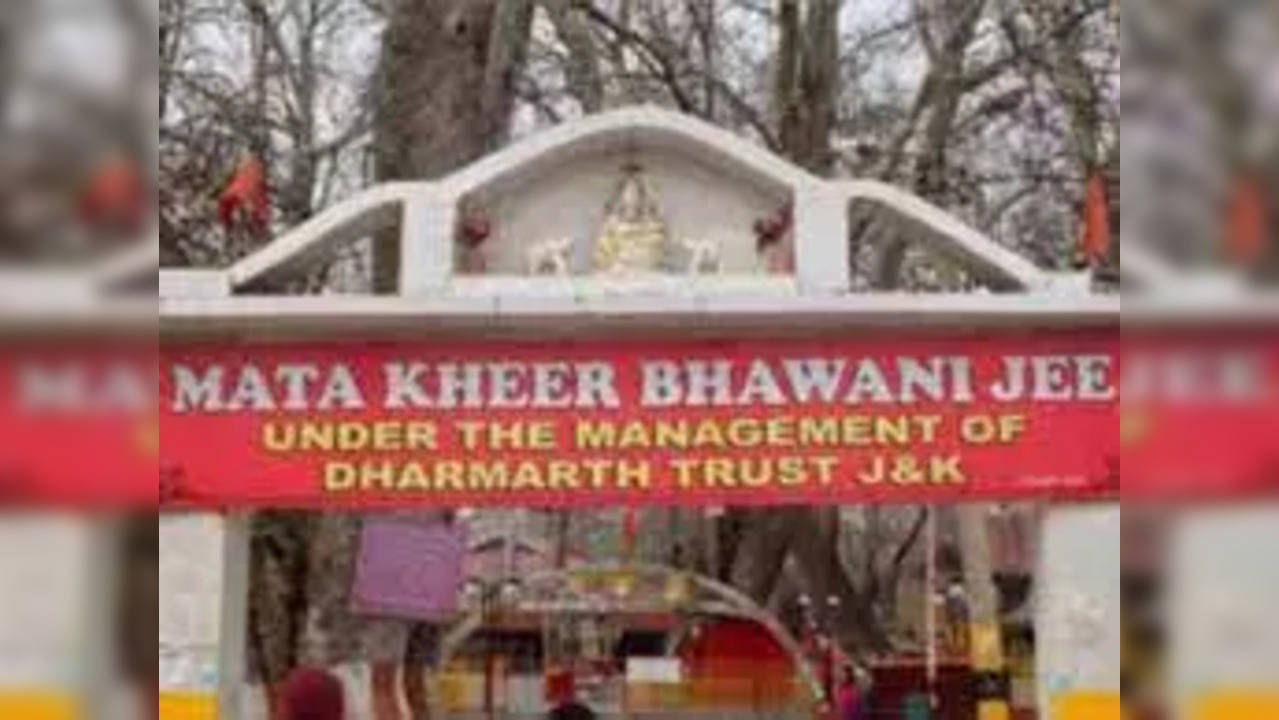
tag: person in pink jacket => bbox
[836,664,866,720]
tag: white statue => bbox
[680,237,722,275]
[526,236,573,276]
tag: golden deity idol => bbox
[592,163,668,273]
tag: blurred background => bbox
[0,0,153,267]
[1123,0,1279,282]
[0,1,155,718]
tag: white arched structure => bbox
[158,106,1111,318]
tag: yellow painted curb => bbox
[1193,691,1279,720]
[1053,691,1120,720]
[0,692,80,720]
[159,692,219,720]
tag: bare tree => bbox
[773,0,841,172]
[370,0,535,291]
[160,0,377,270]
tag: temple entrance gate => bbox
[153,107,1122,720]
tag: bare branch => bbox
[578,1,698,113]
[542,0,604,113]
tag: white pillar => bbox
[792,183,849,296]
[399,193,456,296]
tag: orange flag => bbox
[218,154,270,233]
[1225,173,1268,264]
[1079,171,1111,264]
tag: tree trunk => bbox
[786,508,893,654]
[281,14,319,228]
[873,0,987,289]
[366,5,535,716]
[726,507,892,656]
[545,0,604,113]
[763,0,895,658]
[371,0,533,292]
[553,510,571,568]
[774,0,839,174]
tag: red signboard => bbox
[158,333,1121,508]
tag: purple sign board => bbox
[350,516,464,621]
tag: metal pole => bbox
[504,511,517,581]
[925,506,938,711]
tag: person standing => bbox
[836,665,865,720]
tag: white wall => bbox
[473,148,787,275]
[1035,504,1122,710]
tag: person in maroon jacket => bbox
[548,698,596,720]
[278,667,345,720]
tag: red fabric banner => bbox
[8,329,1276,507]
[158,333,1121,508]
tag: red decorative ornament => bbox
[754,203,793,251]
[754,203,794,273]
[218,154,270,233]
[459,214,492,248]
[457,209,492,273]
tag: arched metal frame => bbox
[435,562,823,703]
